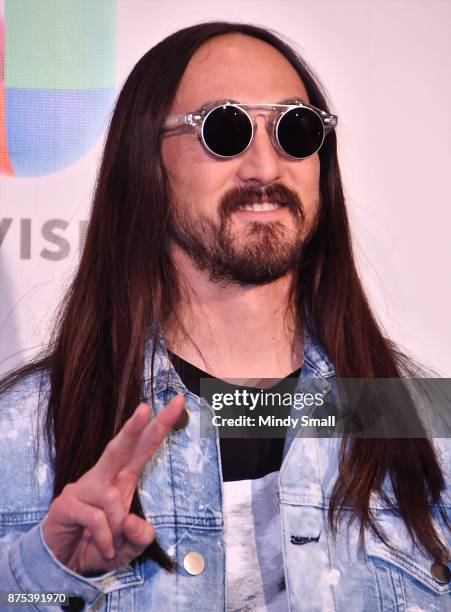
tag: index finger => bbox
[94,395,185,480]
[122,394,187,478]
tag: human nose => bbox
[235,115,282,185]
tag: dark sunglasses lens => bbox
[203,105,252,156]
[277,107,324,158]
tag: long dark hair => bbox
[1,21,448,568]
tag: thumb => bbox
[122,513,155,547]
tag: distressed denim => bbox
[0,331,449,611]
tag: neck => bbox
[163,246,304,380]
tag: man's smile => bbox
[237,202,282,211]
[233,201,289,220]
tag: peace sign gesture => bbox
[42,395,185,576]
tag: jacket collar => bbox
[303,325,335,378]
[141,322,335,398]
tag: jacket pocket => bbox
[89,562,144,594]
[365,509,450,603]
[89,563,143,611]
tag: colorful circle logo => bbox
[0,0,116,177]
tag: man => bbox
[0,21,449,612]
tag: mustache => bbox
[219,183,305,220]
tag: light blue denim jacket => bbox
[0,331,449,611]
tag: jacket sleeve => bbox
[0,373,105,610]
[0,520,104,611]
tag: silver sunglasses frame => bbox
[161,99,338,160]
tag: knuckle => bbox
[91,509,105,527]
[104,440,116,458]
[114,549,134,567]
[49,496,64,516]
[106,440,125,462]
[104,486,120,505]
[62,482,77,497]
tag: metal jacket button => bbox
[430,562,450,584]
[173,407,190,430]
[183,551,205,575]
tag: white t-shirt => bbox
[223,471,289,612]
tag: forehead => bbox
[170,33,310,113]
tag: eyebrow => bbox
[278,96,307,104]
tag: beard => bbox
[168,183,315,286]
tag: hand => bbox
[42,395,185,576]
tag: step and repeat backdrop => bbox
[1,0,450,375]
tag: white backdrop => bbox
[1,0,450,375]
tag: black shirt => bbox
[167,351,301,481]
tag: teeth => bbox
[238,202,282,211]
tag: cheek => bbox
[290,155,321,215]
[302,155,321,194]
[162,139,233,210]
[161,138,187,190]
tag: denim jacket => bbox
[0,331,449,611]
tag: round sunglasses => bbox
[162,99,338,160]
